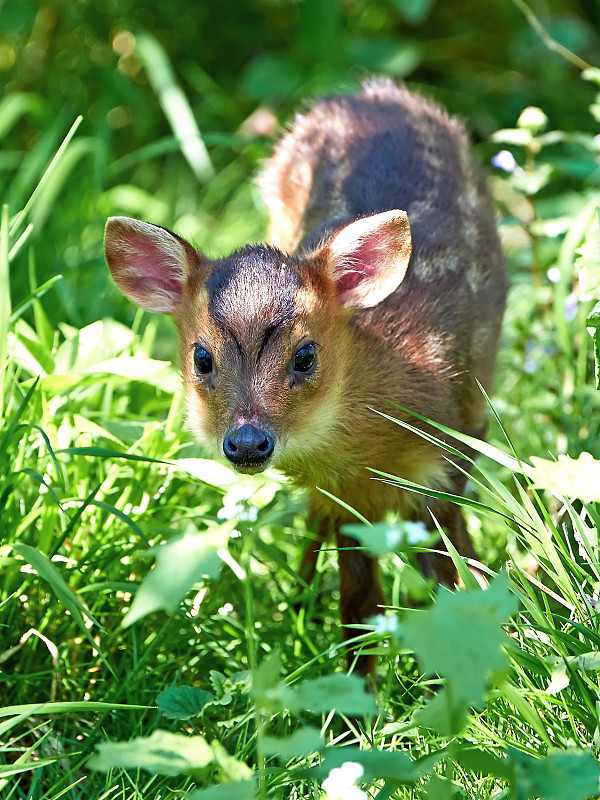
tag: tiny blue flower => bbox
[384,526,403,550]
[370,613,400,635]
[403,520,430,545]
[524,359,537,374]
[565,293,578,322]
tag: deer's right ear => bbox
[104,217,198,313]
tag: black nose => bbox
[223,424,274,468]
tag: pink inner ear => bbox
[334,230,388,295]
[121,230,184,301]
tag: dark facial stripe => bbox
[206,244,303,338]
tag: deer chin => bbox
[228,461,272,476]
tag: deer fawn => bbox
[104,79,506,676]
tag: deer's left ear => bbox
[318,210,412,309]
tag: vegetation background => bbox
[2,0,600,798]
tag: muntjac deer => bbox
[104,79,507,677]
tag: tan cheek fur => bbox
[174,290,230,455]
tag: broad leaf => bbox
[276,674,376,717]
[262,727,322,759]
[123,522,232,626]
[88,730,213,776]
[510,747,600,800]
[188,780,256,800]
[319,746,420,785]
[342,520,433,557]
[402,571,517,712]
[529,452,600,502]
[157,686,215,719]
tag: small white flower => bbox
[322,761,367,800]
[517,105,548,133]
[217,602,234,616]
[547,266,561,284]
[491,150,518,172]
[217,484,259,522]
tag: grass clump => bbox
[2,14,600,800]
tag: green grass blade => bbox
[9,115,83,240]
[370,469,520,527]
[136,33,215,184]
[374,403,532,477]
[0,701,149,717]
[0,204,9,419]
[316,487,370,524]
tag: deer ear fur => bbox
[320,210,412,309]
[104,217,198,313]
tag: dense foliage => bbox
[1,1,600,798]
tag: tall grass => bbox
[1,17,600,800]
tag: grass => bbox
[2,23,600,800]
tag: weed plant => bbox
[2,10,600,800]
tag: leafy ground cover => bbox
[2,2,600,799]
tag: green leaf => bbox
[491,128,533,146]
[529,452,600,502]
[276,674,377,717]
[576,208,600,300]
[252,649,282,697]
[173,457,238,488]
[453,747,513,781]
[517,106,548,133]
[545,657,570,695]
[0,701,148,718]
[345,39,422,76]
[88,730,214,776]
[510,163,553,194]
[390,0,436,23]
[10,543,105,665]
[188,780,256,800]
[413,687,468,736]
[157,686,216,719]
[587,302,600,389]
[54,319,136,374]
[320,746,420,785]
[211,741,253,782]
[83,356,173,381]
[240,55,303,100]
[510,747,600,800]
[262,727,322,759]
[0,757,61,779]
[342,520,434,557]
[402,572,517,711]
[123,522,232,626]
[56,446,164,464]
[424,774,458,799]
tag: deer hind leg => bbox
[298,516,330,586]
[336,531,384,678]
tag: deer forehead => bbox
[200,246,311,342]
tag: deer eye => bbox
[292,343,316,373]
[193,344,213,375]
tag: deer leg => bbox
[298,516,330,586]
[336,531,384,678]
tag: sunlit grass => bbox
[1,28,600,800]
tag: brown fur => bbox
[104,79,507,677]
